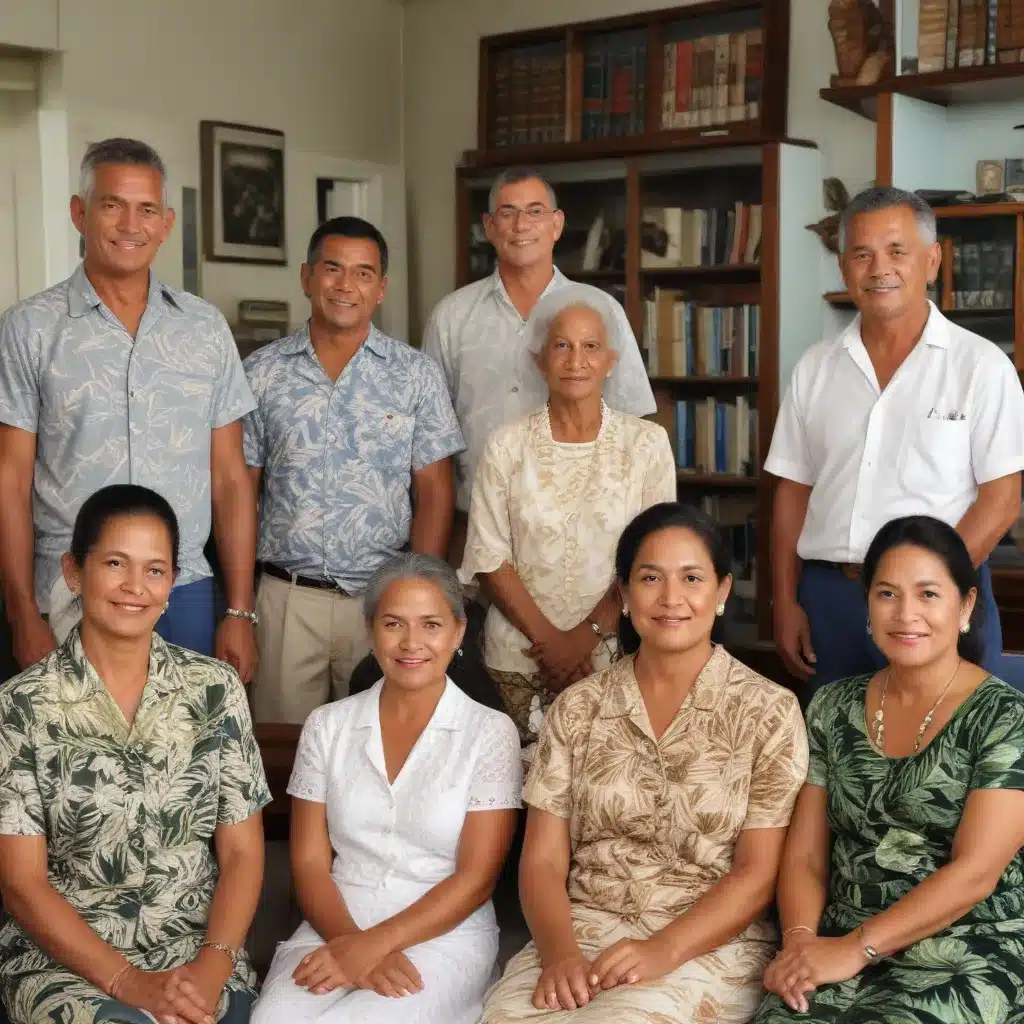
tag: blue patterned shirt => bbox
[242,324,465,593]
[0,264,255,610]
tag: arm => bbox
[409,457,455,559]
[211,421,258,681]
[956,473,1021,566]
[771,477,816,680]
[0,425,54,667]
[519,806,579,965]
[775,783,831,938]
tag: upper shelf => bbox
[820,63,1024,121]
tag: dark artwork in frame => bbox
[200,121,286,265]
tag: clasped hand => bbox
[116,952,231,1024]
[533,935,677,1011]
[524,623,598,690]
[763,933,866,1013]
[291,932,424,1000]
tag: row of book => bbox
[673,397,757,477]
[918,0,1024,72]
[690,494,757,600]
[660,29,763,130]
[581,32,648,140]
[642,203,763,268]
[948,238,1016,309]
[489,43,566,149]
[644,298,760,378]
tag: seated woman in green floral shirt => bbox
[754,514,1024,1024]
[0,485,271,1024]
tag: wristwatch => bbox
[225,607,258,626]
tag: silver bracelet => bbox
[224,607,258,625]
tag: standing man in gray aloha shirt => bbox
[0,138,258,678]
[243,216,464,724]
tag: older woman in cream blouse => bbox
[459,284,676,748]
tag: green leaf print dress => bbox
[753,674,1024,1024]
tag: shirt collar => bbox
[489,264,568,317]
[356,676,467,731]
[598,645,728,722]
[283,321,391,360]
[843,300,951,352]
[66,262,180,319]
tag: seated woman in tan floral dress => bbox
[480,502,809,1023]
[458,284,676,749]
[0,485,270,1024]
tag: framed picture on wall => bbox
[200,120,286,265]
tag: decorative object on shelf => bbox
[200,121,286,265]
[915,189,977,207]
[827,0,893,87]
[977,160,1005,195]
[805,177,850,254]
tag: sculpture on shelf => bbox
[806,178,853,254]
[827,0,894,87]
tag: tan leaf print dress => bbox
[480,646,809,1022]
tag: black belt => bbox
[260,562,351,595]
[804,559,862,582]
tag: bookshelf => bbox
[816,0,1024,646]
[457,1,822,643]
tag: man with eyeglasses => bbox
[423,166,656,563]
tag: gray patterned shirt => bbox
[0,264,256,610]
[242,323,465,594]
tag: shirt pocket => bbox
[356,411,415,474]
[899,417,972,495]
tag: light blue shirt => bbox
[0,264,256,609]
[242,323,465,594]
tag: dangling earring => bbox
[456,647,464,657]
[866,624,872,635]
[715,603,725,617]
[622,604,629,617]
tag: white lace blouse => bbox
[287,679,522,903]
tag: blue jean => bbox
[797,560,1003,697]
[94,989,254,1023]
[155,577,216,656]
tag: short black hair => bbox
[70,485,180,572]
[305,216,388,275]
[614,502,732,654]
[862,515,984,664]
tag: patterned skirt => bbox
[487,669,559,747]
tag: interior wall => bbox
[402,0,876,342]
[1,0,407,338]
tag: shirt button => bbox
[327,433,337,443]
[383,827,391,835]
[511,387,519,393]
[129,389,136,399]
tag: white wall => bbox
[0,0,408,339]
[402,0,877,341]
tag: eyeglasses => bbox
[491,204,554,224]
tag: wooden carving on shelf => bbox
[827,0,893,87]
[806,177,852,254]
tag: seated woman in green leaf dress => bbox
[754,514,1024,1024]
[0,485,271,1024]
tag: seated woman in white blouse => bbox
[459,283,677,749]
[250,553,522,1024]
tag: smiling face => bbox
[622,526,731,655]
[536,303,618,404]
[483,176,565,272]
[841,205,940,324]
[301,234,387,335]
[867,543,976,669]
[371,577,466,692]
[70,162,174,278]
[62,512,176,643]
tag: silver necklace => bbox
[872,659,961,754]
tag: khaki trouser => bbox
[251,572,369,725]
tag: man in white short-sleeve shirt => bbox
[422,167,656,561]
[765,186,1024,690]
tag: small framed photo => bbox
[200,121,286,265]
[976,159,1005,196]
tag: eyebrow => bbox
[875,578,941,588]
[103,550,169,563]
[635,562,705,572]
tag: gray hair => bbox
[78,138,168,204]
[362,553,467,626]
[488,166,558,214]
[525,283,624,359]
[838,185,937,251]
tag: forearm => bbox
[957,499,1016,566]
[410,485,453,559]
[367,870,495,955]
[771,481,810,607]
[484,563,558,644]
[212,478,257,609]
[520,862,579,965]
[294,866,360,942]
[776,856,829,936]
[0,491,39,618]
[657,868,775,966]
[3,880,126,992]
[857,860,994,957]
[204,846,264,953]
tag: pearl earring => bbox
[960,623,970,635]
[866,625,872,635]
[622,605,629,617]
[715,603,725,616]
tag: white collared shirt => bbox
[422,266,657,510]
[287,678,521,913]
[765,303,1024,562]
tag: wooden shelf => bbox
[820,63,1024,122]
[642,263,761,280]
[823,290,854,307]
[651,375,759,386]
[934,202,1024,220]
[676,472,759,488]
